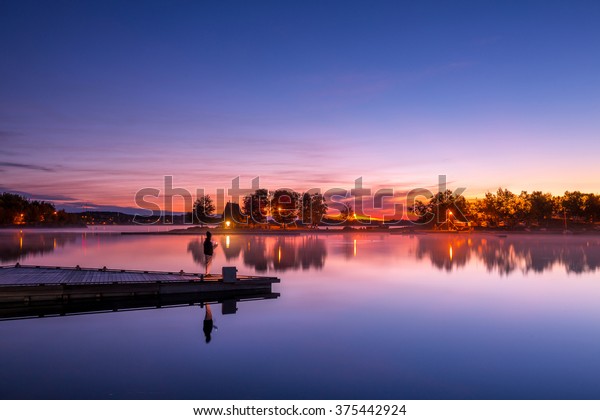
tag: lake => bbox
[1,228,600,399]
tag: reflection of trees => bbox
[219,236,242,261]
[0,232,77,263]
[416,235,600,275]
[188,235,327,273]
[339,239,355,260]
[415,236,471,271]
[243,237,269,272]
[245,236,327,272]
[581,243,600,273]
[187,239,204,264]
[269,236,327,272]
[299,237,326,270]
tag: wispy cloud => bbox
[0,187,146,213]
[60,201,146,214]
[0,161,55,172]
[0,187,78,202]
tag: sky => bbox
[1,0,599,214]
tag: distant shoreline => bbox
[119,226,600,236]
[0,224,87,229]
[2,224,598,237]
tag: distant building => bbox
[223,202,247,228]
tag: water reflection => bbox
[187,239,205,264]
[202,304,215,344]
[416,234,600,275]
[188,235,327,272]
[221,235,243,260]
[0,288,279,322]
[0,231,77,263]
[2,231,598,277]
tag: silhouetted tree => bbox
[561,191,585,221]
[412,190,469,225]
[270,189,300,228]
[527,191,554,226]
[300,192,328,228]
[339,203,354,223]
[474,189,529,227]
[242,189,270,226]
[583,193,600,223]
[0,193,66,225]
[192,195,215,224]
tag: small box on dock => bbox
[222,266,238,283]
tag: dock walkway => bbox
[0,264,271,286]
[0,264,279,320]
[0,264,280,318]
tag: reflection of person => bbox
[203,231,217,275]
[203,304,215,343]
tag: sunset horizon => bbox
[2,1,599,215]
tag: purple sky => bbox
[1,1,599,213]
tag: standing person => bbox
[203,231,217,276]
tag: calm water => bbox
[1,228,600,399]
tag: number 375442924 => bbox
[334,405,406,416]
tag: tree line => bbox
[189,189,329,228]
[414,189,600,228]
[4,188,599,229]
[0,193,81,226]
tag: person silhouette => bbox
[203,304,216,343]
[203,231,217,276]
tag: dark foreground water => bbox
[1,228,600,399]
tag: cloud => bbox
[60,201,149,214]
[0,161,55,172]
[0,187,152,213]
[0,187,79,202]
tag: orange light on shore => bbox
[225,221,231,228]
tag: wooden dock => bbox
[0,264,280,320]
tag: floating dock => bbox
[0,264,280,320]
